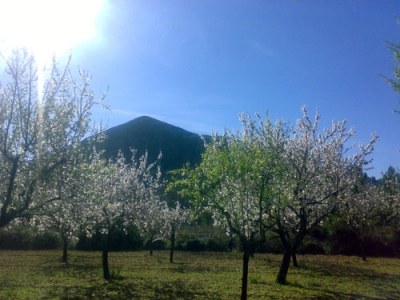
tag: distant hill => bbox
[95,116,209,173]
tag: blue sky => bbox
[73,0,400,178]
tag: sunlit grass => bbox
[0,250,399,299]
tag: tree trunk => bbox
[276,250,291,284]
[149,234,154,256]
[250,241,255,258]
[241,246,250,300]
[62,234,68,263]
[292,252,298,267]
[360,237,367,261]
[102,235,111,281]
[169,225,176,263]
[228,238,234,252]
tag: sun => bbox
[0,0,106,65]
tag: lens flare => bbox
[0,0,106,149]
[0,0,105,64]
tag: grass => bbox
[0,250,399,299]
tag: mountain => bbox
[96,116,208,173]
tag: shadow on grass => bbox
[45,277,220,300]
[172,262,214,273]
[297,259,398,280]
[285,259,400,299]
[150,279,218,300]
[46,283,138,300]
[36,254,219,299]
[36,261,100,279]
[287,281,387,300]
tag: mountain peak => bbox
[97,116,208,173]
[129,115,161,123]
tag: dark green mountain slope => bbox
[96,116,208,173]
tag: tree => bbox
[386,42,400,113]
[344,177,385,261]
[165,201,189,263]
[270,108,377,284]
[31,149,100,263]
[0,48,102,228]
[140,201,169,256]
[380,167,400,226]
[87,151,164,281]
[172,108,377,291]
[171,113,280,300]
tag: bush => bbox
[0,230,30,249]
[391,230,400,257]
[32,232,60,250]
[108,226,143,251]
[75,225,143,251]
[0,227,60,250]
[145,239,166,251]
[300,243,325,255]
[185,239,206,251]
[256,235,283,254]
[206,238,229,252]
[330,228,360,256]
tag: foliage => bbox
[79,150,169,279]
[173,113,280,245]
[386,42,400,113]
[271,108,376,237]
[0,224,60,250]
[267,108,377,283]
[170,112,286,299]
[171,107,378,286]
[321,167,400,258]
[75,222,144,251]
[343,176,387,260]
[380,166,400,226]
[30,149,101,261]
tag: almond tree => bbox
[193,136,265,300]
[0,48,102,228]
[166,201,190,263]
[88,151,164,281]
[380,167,400,226]
[88,153,129,281]
[270,108,377,284]
[344,179,385,261]
[31,150,100,263]
[140,200,169,256]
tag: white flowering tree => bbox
[88,153,128,281]
[270,108,377,284]
[31,150,101,263]
[139,200,169,256]
[344,178,385,261]
[380,167,400,226]
[87,151,164,281]
[0,48,102,229]
[166,202,190,263]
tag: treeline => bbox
[1,194,399,258]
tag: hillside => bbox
[96,116,208,173]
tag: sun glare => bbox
[0,0,105,64]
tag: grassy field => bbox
[0,250,399,299]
